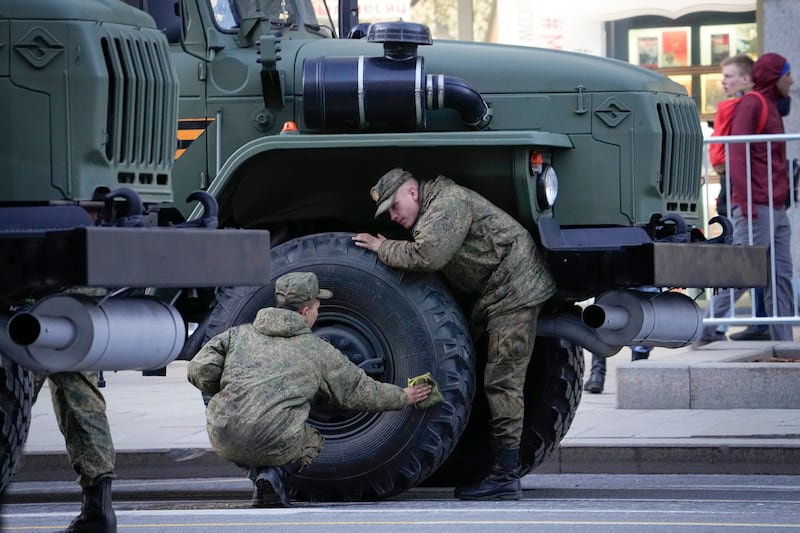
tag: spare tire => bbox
[0,353,34,492]
[202,232,475,501]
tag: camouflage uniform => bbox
[33,372,115,488]
[188,307,409,469]
[374,174,556,448]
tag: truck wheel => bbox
[425,336,584,486]
[203,232,475,501]
[0,354,34,492]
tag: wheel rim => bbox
[306,309,391,434]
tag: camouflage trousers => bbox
[34,372,115,488]
[292,424,324,469]
[228,422,323,472]
[484,306,540,449]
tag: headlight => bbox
[537,164,558,210]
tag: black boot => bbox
[729,325,770,341]
[454,448,522,500]
[583,353,606,393]
[63,477,116,533]
[249,468,281,507]
[255,460,301,508]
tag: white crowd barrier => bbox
[700,132,800,332]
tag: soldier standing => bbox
[33,372,117,532]
[353,168,556,500]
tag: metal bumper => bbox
[0,226,271,289]
[538,218,768,296]
[649,241,767,289]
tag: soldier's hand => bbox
[352,233,386,252]
[403,383,432,405]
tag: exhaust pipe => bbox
[581,290,702,348]
[537,312,623,357]
[5,294,184,373]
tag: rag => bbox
[407,372,443,409]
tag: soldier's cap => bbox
[275,272,333,305]
[370,167,414,218]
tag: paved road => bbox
[16,342,800,486]
[4,474,800,532]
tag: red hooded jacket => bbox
[729,52,790,217]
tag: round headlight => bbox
[537,165,558,210]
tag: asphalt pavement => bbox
[6,332,800,501]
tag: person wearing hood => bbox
[697,52,795,344]
[187,271,434,507]
[353,168,556,501]
[707,55,771,343]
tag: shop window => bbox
[629,27,692,69]
[607,11,756,122]
[699,23,757,65]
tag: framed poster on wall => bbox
[699,23,757,65]
[660,29,689,67]
[637,36,659,68]
[710,33,730,64]
[701,73,725,115]
[668,75,693,97]
[629,28,660,69]
[628,27,692,69]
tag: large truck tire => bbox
[202,232,475,501]
[0,354,34,492]
[425,336,584,486]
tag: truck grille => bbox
[656,97,703,212]
[100,26,178,185]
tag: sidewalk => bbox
[539,342,800,475]
[9,340,800,487]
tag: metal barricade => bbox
[701,132,800,333]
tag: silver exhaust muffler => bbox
[581,290,702,348]
[6,294,184,372]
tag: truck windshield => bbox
[211,0,333,34]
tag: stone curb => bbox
[11,443,800,489]
[617,341,800,409]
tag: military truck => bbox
[0,0,270,492]
[1,0,766,502]
[121,0,768,502]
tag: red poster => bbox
[661,30,688,67]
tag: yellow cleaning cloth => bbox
[407,372,443,409]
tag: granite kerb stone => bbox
[616,342,800,409]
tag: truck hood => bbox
[0,0,156,28]
[292,37,684,96]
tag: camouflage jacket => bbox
[187,307,408,466]
[377,175,556,329]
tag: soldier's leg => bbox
[483,307,539,449]
[47,372,115,485]
[47,372,116,533]
[33,374,47,403]
[455,306,539,500]
[253,424,323,508]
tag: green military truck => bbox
[1,0,766,502]
[0,0,270,492]
[133,0,766,501]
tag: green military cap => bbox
[275,272,333,305]
[370,167,413,218]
